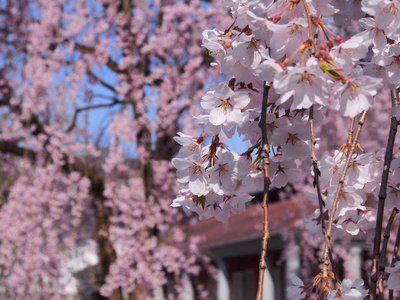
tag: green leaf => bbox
[195,195,206,209]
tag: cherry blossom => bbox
[327,278,368,299]
[273,58,330,110]
[361,0,400,31]
[207,151,238,194]
[273,123,311,160]
[172,154,208,196]
[174,132,204,157]
[270,157,301,188]
[386,261,400,290]
[269,18,309,60]
[287,275,307,300]
[201,82,250,127]
[335,72,383,118]
[330,35,370,76]
[172,0,400,298]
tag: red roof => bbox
[184,198,314,249]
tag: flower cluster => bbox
[172,0,400,296]
[172,133,254,223]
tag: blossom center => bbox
[300,71,311,84]
[247,38,259,50]
[346,81,361,99]
[188,143,198,152]
[384,3,396,16]
[286,133,301,145]
[217,97,233,111]
[189,164,202,176]
[217,163,228,175]
[331,164,339,174]
[391,56,400,67]
[290,24,300,34]
[267,122,277,134]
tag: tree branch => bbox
[0,140,36,160]
[67,99,123,132]
[74,43,121,74]
[377,208,399,300]
[322,110,368,280]
[302,0,319,56]
[256,82,271,300]
[370,88,400,299]
[309,106,326,233]
[389,220,400,300]
[87,70,117,94]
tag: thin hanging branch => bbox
[309,106,339,286]
[370,88,400,299]
[256,82,272,300]
[347,117,355,144]
[322,110,368,279]
[301,0,319,56]
[389,220,400,300]
[377,208,399,300]
[309,105,326,231]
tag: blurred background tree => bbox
[0,0,230,298]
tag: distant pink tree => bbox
[0,0,230,299]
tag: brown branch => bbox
[256,82,271,300]
[0,84,48,138]
[370,88,400,299]
[121,0,132,15]
[322,110,368,279]
[0,140,36,160]
[309,106,341,286]
[377,208,399,299]
[348,117,355,144]
[301,0,319,56]
[74,43,121,73]
[87,70,117,93]
[309,106,326,231]
[67,99,123,132]
[2,45,24,70]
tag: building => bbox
[184,196,313,300]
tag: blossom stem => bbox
[377,208,399,299]
[285,41,311,66]
[320,22,343,43]
[318,23,334,49]
[274,2,292,23]
[301,0,319,56]
[256,82,272,300]
[348,117,355,144]
[322,110,368,280]
[370,88,400,299]
[309,106,326,233]
[310,106,338,290]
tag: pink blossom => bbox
[201,82,250,126]
[361,0,400,31]
[328,278,368,299]
[172,154,208,196]
[207,151,238,194]
[273,58,330,110]
[273,123,311,160]
[287,275,307,300]
[269,18,309,60]
[335,73,383,118]
[386,261,400,290]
